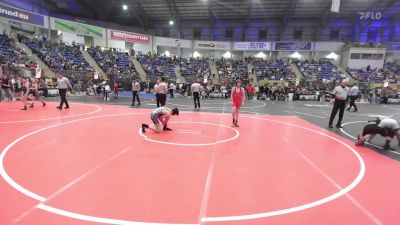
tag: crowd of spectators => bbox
[347,62,400,84]
[216,58,248,82]
[296,59,345,81]
[178,57,210,80]
[22,35,92,73]
[253,59,295,81]
[88,46,137,76]
[0,34,34,70]
[137,53,177,80]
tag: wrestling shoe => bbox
[384,140,392,150]
[142,124,149,133]
[163,127,172,131]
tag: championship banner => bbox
[53,18,104,38]
[0,3,45,26]
[110,29,150,44]
[234,42,271,51]
[194,41,230,50]
[274,42,313,51]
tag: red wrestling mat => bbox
[0,103,399,225]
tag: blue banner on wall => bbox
[274,42,313,51]
[387,43,400,52]
[0,4,44,26]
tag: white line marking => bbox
[201,115,366,222]
[168,102,266,110]
[0,112,145,202]
[340,121,400,155]
[139,121,239,146]
[282,137,383,225]
[0,103,102,124]
[7,145,134,225]
[175,129,203,133]
[286,111,326,118]
[1,109,366,224]
[175,131,202,135]
[37,204,198,225]
[198,101,227,224]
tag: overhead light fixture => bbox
[193,51,201,58]
[255,52,266,58]
[290,52,301,59]
[223,51,232,59]
[169,20,174,25]
[326,52,338,59]
[122,4,128,10]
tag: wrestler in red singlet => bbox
[231,80,245,127]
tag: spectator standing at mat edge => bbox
[158,77,168,107]
[191,80,201,110]
[56,73,73,110]
[154,80,161,107]
[347,83,360,112]
[169,82,175,98]
[131,78,141,107]
[328,80,349,128]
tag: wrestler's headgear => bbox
[172,108,179,116]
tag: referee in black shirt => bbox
[329,80,349,128]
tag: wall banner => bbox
[274,42,313,51]
[234,42,271,51]
[110,29,150,44]
[0,3,44,26]
[194,41,230,50]
[53,18,104,38]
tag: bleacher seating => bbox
[216,59,248,81]
[179,57,210,82]
[22,37,91,73]
[137,54,178,80]
[253,59,295,80]
[87,47,137,76]
[296,59,344,81]
[0,35,31,69]
[347,62,400,84]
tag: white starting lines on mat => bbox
[0,111,366,225]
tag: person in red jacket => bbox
[246,84,255,100]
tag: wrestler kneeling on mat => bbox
[358,117,400,149]
[355,122,393,150]
[142,107,179,133]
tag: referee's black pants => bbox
[329,99,346,126]
[132,91,140,106]
[156,93,161,107]
[160,93,167,106]
[347,96,358,111]
[58,89,69,108]
[193,92,200,108]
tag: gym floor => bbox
[1,93,399,225]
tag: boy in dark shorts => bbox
[355,123,393,150]
[142,107,179,133]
